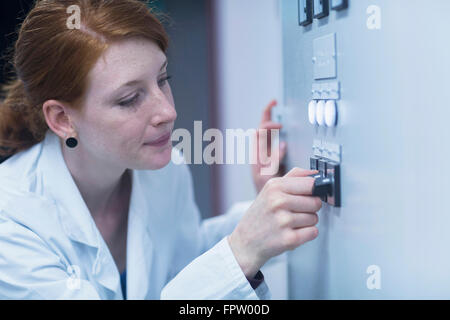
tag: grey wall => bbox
[282,0,450,299]
[213,0,288,299]
[213,0,284,213]
[156,0,214,218]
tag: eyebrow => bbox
[111,59,168,96]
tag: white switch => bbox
[316,100,326,126]
[325,100,337,127]
[308,100,317,125]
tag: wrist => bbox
[227,234,261,279]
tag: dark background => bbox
[0,0,34,85]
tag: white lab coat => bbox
[0,130,270,300]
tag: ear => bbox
[42,100,76,139]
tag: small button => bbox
[325,100,337,127]
[318,159,327,176]
[317,159,328,202]
[308,100,317,125]
[310,157,319,170]
[316,100,326,126]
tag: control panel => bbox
[297,0,348,207]
[284,0,450,300]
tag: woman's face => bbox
[70,38,177,171]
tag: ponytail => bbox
[0,78,48,157]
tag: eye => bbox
[118,92,141,107]
[158,75,172,87]
[116,76,171,108]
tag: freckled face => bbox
[71,38,177,170]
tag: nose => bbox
[150,92,177,127]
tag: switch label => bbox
[313,33,337,80]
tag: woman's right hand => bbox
[228,167,322,279]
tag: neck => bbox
[60,139,130,218]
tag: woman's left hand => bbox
[251,99,287,194]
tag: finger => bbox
[270,142,286,176]
[277,163,287,177]
[261,99,278,123]
[290,212,319,229]
[255,126,284,166]
[284,167,318,178]
[257,129,285,159]
[256,125,281,146]
[279,176,316,195]
[285,226,319,250]
[257,128,273,164]
[256,124,282,154]
[282,193,322,212]
[278,141,287,162]
[292,226,319,246]
[259,121,282,130]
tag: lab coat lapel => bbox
[40,131,121,296]
[40,131,99,249]
[126,169,154,299]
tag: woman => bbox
[0,0,321,299]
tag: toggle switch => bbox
[331,0,348,10]
[317,158,327,176]
[316,100,326,126]
[325,161,341,207]
[317,159,327,202]
[299,0,313,26]
[314,0,329,19]
[309,157,341,207]
[308,100,317,125]
[310,156,319,170]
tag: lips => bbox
[144,132,171,146]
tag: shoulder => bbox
[0,180,59,235]
[0,141,50,211]
[0,145,59,237]
[0,186,64,272]
[0,142,44,195]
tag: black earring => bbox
[66,137,78,149]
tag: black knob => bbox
[312,176,333,197]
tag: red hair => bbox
[0,0,169,157]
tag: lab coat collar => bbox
[39,131,155,297]
[40,131,100,249]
